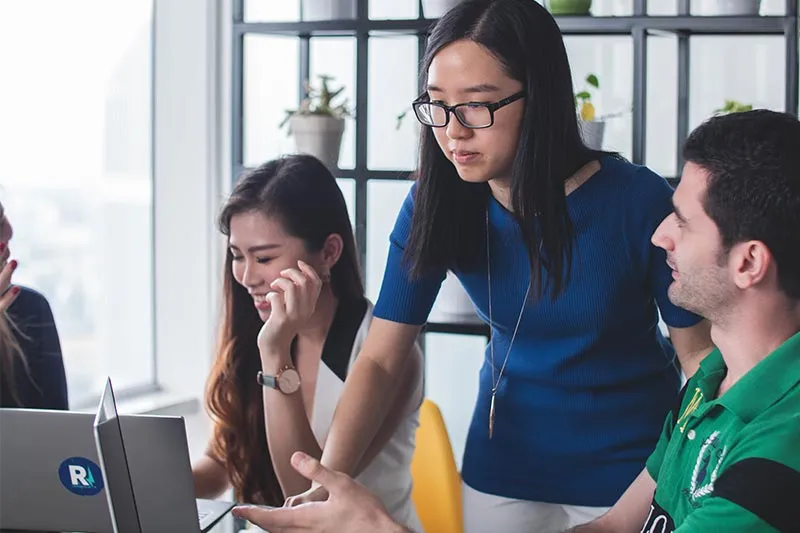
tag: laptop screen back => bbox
[94,378,143,533]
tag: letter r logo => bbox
[69,464,89,487]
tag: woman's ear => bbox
[320,233,344,273]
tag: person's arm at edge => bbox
[667,319,714,379]
[192,449,231,499]
[566,468,656,533]
[353,339,423,474]
[260,340,325,497]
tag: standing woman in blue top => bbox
[288,1,714,531]
[0,199,69,409]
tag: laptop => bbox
[93,377,234,532]
[0,408,115,532]
[0,406,222,533]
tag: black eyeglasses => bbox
[412,91,525,129]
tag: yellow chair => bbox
[411,398,464,533]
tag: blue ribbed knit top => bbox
[373,156,702,506]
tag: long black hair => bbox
[206,154,363,505]
[406,0,608,300]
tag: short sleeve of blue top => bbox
[373,156,702,507]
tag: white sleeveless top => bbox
[309,298,424,532]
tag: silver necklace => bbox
[486,208,531,439]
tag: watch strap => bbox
[257,370,278,389]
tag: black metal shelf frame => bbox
[231,0,799,336]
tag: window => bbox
[0,0,154,406]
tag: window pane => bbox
[244,0,300,22]
[689,37,785,132]
[366,179,413,301]
[336,178,356,230]
[0,0,154,405]
[243,35,299,168]
[370,0,419,19]
[564,36,633,158]
[368,35,420,171]
[310,38,356,170]
[646,34,678,178]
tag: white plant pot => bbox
[429,271,481,323]
[301,0,356,20]
[691,0,761,15]
[579,119,606,150]
[289,115,345,171]
[421,0,463,18]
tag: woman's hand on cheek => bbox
[256,260,323,359]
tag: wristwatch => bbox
[257,365,301,395]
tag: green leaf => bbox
[575,91,591,100]
[586,74,599,88]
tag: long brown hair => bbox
[0,311,28,406]
[205,154,363,504]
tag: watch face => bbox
[278,368,301,394]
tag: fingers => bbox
[272,261,322,318]
[283,494,301,507]
[283,483,326,508]
[295,260,323,287]
[270,277,297,315]
[232,504,308,533]
[290,452,345,495]
[281,264,322,300]
[265,290,286,320]
[0,259,17,296]
[0,285,20,313]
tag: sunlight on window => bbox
[0,0,154,405]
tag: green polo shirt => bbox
[642,331,800,532]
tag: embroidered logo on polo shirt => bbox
[687,430,727,504]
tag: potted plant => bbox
[421,0,464,18]
[692,0,761,16]
[575,73,606,149]
[547,0,592,15]
[301,0,356,20]
[714,99,753,115]
[280,75,352,171]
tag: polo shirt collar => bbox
[704,331,800,423]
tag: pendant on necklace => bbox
[489,391,496,439]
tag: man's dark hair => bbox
[683,109,800,299]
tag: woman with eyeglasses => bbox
[278,1,713,532]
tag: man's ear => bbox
[731,240,772,290]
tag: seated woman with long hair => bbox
[0,199,68,409]
[191,154,424,531]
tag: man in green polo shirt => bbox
[567,109,800,532]
[230,111,800,533]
